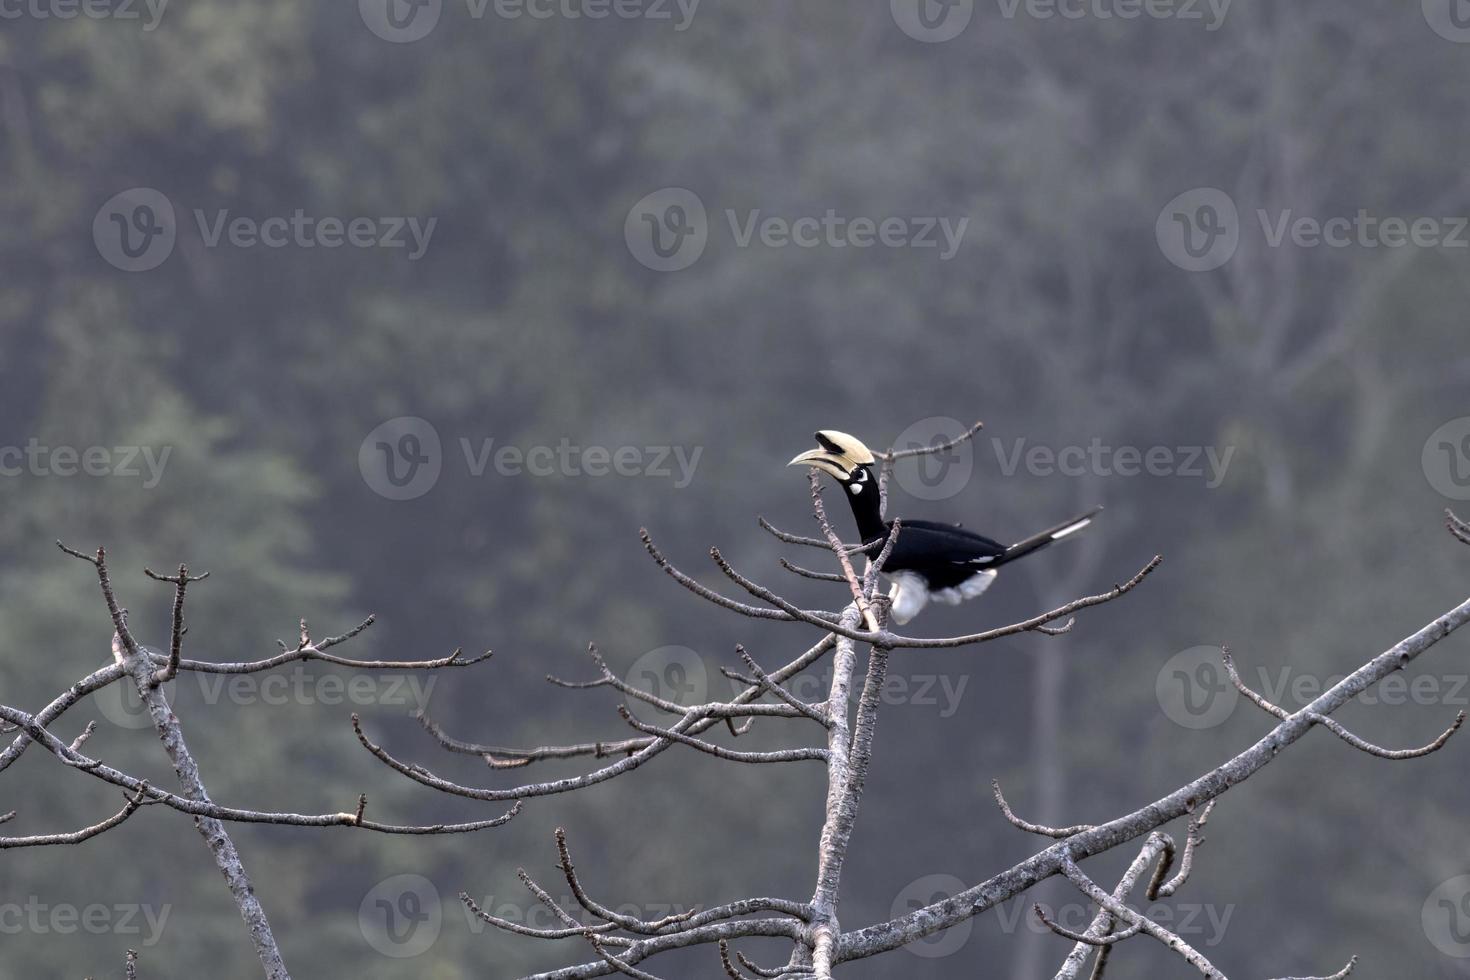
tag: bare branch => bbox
[1035,904,1143,945]
[1304,709,1464,760]
[1267,957,1358,980]
[1151,801,1215,899]
[1060,856,1224,978]
[836,589,1470,963]
[0,784,154,849]
[143,562,209,686]
[0,703,521,833]
[757,517,871,554]
[642,529,842,626]
[993,779,1095,839]
[1053,832,1172,980]
[719,941,756,980]
[883,555,1161,650]
[618,705,827,764]
[1449,509,1470,546]
[414,634,839,768]
[1223,648,1466,757]
[778,558,848,583]
[736,645,830,728]
[805,473,879,630]
[461,892,624,941]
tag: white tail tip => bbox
[1051,518,1091,540]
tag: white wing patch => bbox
[887,569,998,625]
[1051,517,1091,540]
[887,571,929,625]
[931,569,997,606]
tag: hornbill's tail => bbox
[995,506,1102,566]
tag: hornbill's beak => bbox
[788,430,876,480]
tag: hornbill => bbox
[789,430,1099,625]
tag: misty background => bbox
[4,1,1470,976]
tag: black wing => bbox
[876,520,1007,588]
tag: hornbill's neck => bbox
[839,466,889,545]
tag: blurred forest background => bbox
[4,1,1470,977]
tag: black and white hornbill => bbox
[789,430,1099,625]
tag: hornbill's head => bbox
[788,430,877,491]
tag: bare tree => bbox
[356,427,1466,979]
[6,428,1469,979]
[0,547,518,978]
